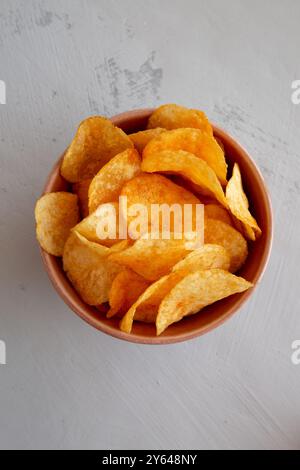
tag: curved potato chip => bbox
[107,268,150,318]
[35,192,79,256]
[205,219,248,272]
[156,269,253,334]
[147,104,213,136]
[120,272,182,333]
[231,214,256,241]
[241,223,256,241]
[61,116,133,182]
[120,244,230,333]
[72,178,92,218]
[143,128,227,184]
[142,150,228,207]
[63,231,125,305]
[129,128,166,153]
[120,173,201,236]
[226,163,261,240]
[204,204,233,226]
[215,136,225,153]
[73,202,120,247]
[172,244,230,274]
[88,148,141,213]
[109,235,196,281]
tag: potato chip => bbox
[129,128,166,153]
[72,178,92,218]
[109,235,196,281]
[172,244,230,274]
[120,173,201,236]
[226,163,261,240]
[35,103,262,337]
[205,219,248,272]
[63,231,125,305]
[120,272,183,333]
[231,213,256,241]
[35,192,79,256]
[121,172,200,206]
[143,128,227,184]
[107,268,150,318]
[134,306,158,323]
[204,204,233,226]
[120,244,230,333]
[142,150,228,207]
[61,116,133,182]
[147,104,213,136]
[241,223,256,241]
[156,269,253,334]
[215,137,225,153]
[88,148,141,213]
[73,202,120,247]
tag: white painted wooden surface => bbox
[0,0,300,450]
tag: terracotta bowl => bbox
[40,108,273,344]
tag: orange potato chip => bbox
[121,172,200,207]
[129,128,166,153]
[109,235,197,281]
[147,104,213,136]
[156,269,253,335]
[142,150,228,207]
[61,116,133,182]
[226,163,261,240]
[72,178,92,218]
[63,231,126,305]
[172,244,230,274]
[73,202,121,247]
[120,244,230,333]
[35,192,79,256]
[120,173,202,236]
[107,268,150,318]
[36,103,262,336]
[88,148,141,213]
[143,128,227,184]
[231,214,256,241]
[205,219,248,272]
[241,223,256,241]
[204,204,233,226]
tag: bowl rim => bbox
[40,108,273,345]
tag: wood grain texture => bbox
[0,0,300,450]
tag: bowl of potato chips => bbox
[35,105,272,344]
